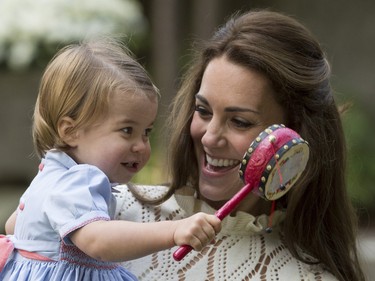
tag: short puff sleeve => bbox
[44,165,114,245]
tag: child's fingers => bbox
[188,235,205,251]
[190,227,214,250]
[189,214,221,250]
[173,212,222,250]
[206,214,222,233]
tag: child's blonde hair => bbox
[33,38,159,158]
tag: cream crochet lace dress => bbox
[114,184,337,281]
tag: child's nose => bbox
[131,137,149,153]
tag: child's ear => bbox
[58,117,79,147]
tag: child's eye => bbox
[144,128,153,137]
[122,127,133,134]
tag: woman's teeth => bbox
[206,155,240,167]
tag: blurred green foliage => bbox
[343,103,375,215]
[131,125,169,185]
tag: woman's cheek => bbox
[190,114,204,140]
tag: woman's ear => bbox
[58,117,78,147]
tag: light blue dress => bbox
[0,150,137,281]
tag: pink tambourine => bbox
[173,124,310,261]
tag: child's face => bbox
[69,91,158,183]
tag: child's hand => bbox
[173,212,221,251]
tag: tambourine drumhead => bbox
[260,140,309,200]
[239,124,309,201]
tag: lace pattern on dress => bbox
[114,184,338,281]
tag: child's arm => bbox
[5,210,17,235]
[70,212,221,262]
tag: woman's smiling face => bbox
[190,56,286,208]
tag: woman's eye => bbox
[122,127,133,134]
[232,118,252,129]
[195,105,211,118]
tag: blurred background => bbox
[1,0,374,277]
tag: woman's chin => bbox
[199,177,248,209]
[198,181,240,208]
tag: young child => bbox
[0,39,221,280]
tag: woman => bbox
[115,10,365,281]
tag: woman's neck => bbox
[199,192,272,217]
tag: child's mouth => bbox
[123,162,139,171]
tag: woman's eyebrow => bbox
[225,106,259,114]
[195,94,209,105]
[195,94,260,114]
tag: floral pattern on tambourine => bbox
[239,124,309,201]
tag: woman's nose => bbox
[201,119,226,148]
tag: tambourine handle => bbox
[173,245,192,261]
[173,183,253,261]
[215,183,252,220]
